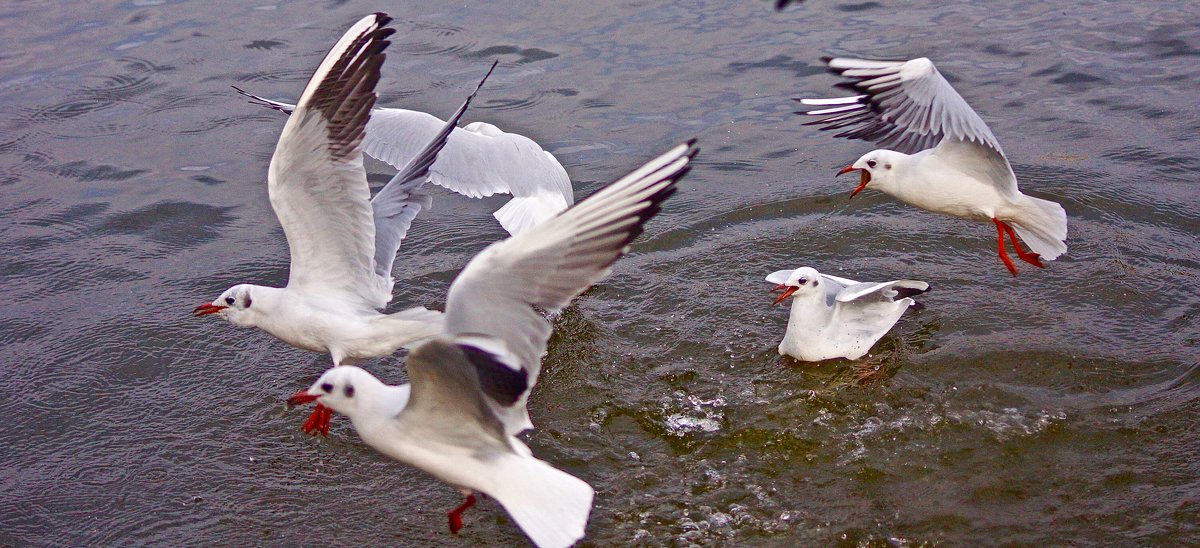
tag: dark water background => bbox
[1,0,1198,544]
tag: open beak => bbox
[771,284,798,305]
[836,165,870,199]
[287,389,319,406]
[192,302,227,316]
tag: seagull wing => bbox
[834,279,930,304]
[363,108,574,207]
[268,14,393,309]
[441,140,697,433]
[370,61,498,284]
[798,57,1004,154]
[232,86,575,234]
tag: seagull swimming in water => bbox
[289,137,698,546]
[768,266,928,361]
[194,14,496,365]
[798,57,1068,276]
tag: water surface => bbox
[1,0,1197,544]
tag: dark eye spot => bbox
[867,160,877,168]
[344,385,355,398]
[797,277,808,285]
[813,280,819,287]
[320,383,333,393]
[225,297,235,305]
[244,295,252,308]
[885,163,892,169]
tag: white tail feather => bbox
[493,193,570,235]
[482,453,594,548]
[378,306,444,349]
[1010,195,1068,260]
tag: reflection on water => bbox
[0,0,1197,545]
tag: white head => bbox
[192,284,268,327]
[287,366,387,422]
[837,149,907,198]
[770,266,824,305]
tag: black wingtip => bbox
[459,344,528,407]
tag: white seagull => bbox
[798,57,1068,276]
[194,14,495,365]
[234,77,573,236]
[288,140,699,546]
[767,266,928,361]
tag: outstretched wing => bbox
[442,140,698,433]
[370,61,498,284]
[834,279,930,304]
[234,84,575,234]
[268,14,393,308]
[797,57,1004,154]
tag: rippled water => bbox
[2,0,1198,545]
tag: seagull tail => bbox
[483,452,594,548]
[493,193,570,236]
[1010,195,1068,261]
[377,306,444,349]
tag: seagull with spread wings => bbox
[289,140,698,547]
[798,57,1068,276]
[194,14,495,365]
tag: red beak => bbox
[192,302,227,316]
[836,165,871,199]
[771,284,798,305]
[287,389,319,406]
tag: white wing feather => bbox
[270,14,392,309]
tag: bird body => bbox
[768,267,928,361]
[800,57,1068,276]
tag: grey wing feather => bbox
[797,57,1004,155]
[399,339,512,450]
[370,61,498,280]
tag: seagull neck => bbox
[352,382,411,427]
[788,289,831,327]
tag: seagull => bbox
[797,57,1068,276]
[767,266,928,361]
[234,78,573,236]
[194,14,497,365]
[288,140,698,546]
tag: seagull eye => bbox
[344,385,355,398]
[224,297,235,305]
[320,383,333,393]
[867,160,877,168]
[797,277,807,285]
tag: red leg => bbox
[993,218,1019,276]
[999,221,1045,268]
[447,493,477,534]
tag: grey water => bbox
[1,0,1197,545]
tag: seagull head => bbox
[839,150,902,199]
[770,266,822,305]
[288,366,382,418]
[193,284,261,326]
